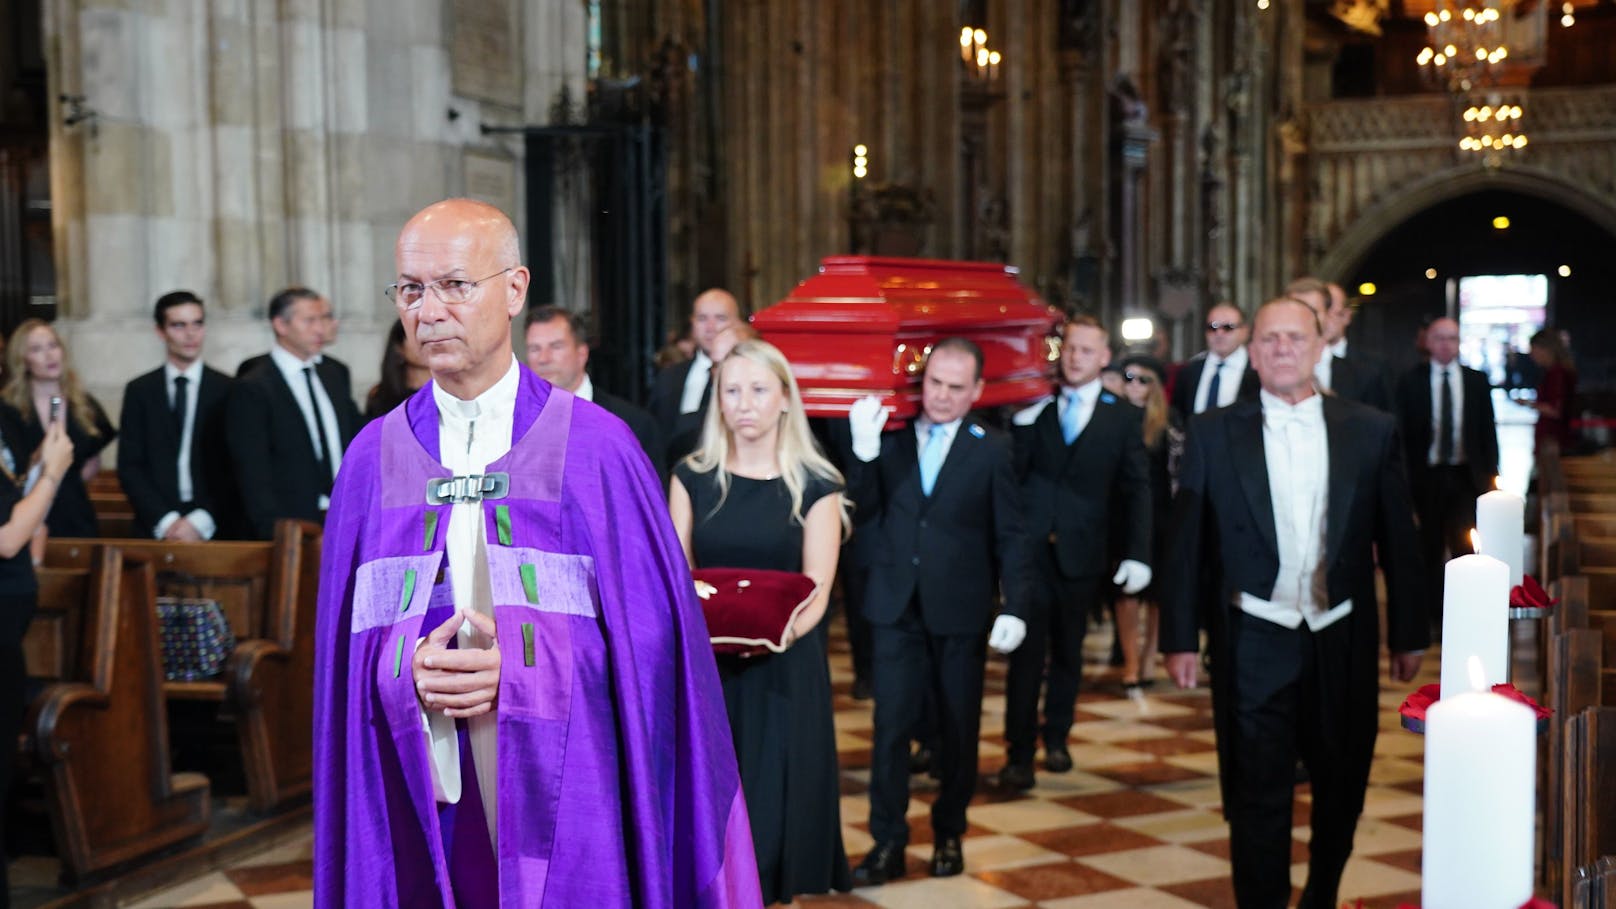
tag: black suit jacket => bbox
[1328,355,1391,411]
[236,353,271,378]
[1395,361,1499,493]
[1161,395,1426,658]
[118,365,243,539]
[647,359,709,467]
[1169,352,1261,420]
[594,387,665,482]
[845,418,1030,636]
[1012,393,1153,579]
[226,355,361,539]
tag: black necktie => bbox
[1437,367,1455,465]
[303,366,339,493]
[172,375,189,431]
[1203,360,1223,413]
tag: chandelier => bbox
[958,27,1001,84]
[1458,94,1527,154]
[1416,1,1509,93]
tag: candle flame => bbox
[1466,654,1488,693]
[1494,475,1503,490]
[1470,528,1482,551]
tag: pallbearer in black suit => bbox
[845,338,1031,884]
[1286,278,1391,411]
[524,305,664,480]
[647,288,740,467]
[1394,317,1498,627]
[225,288,361,539]
[118,292,241,540]
[998,316,1153,791]
[1171,302,1261,420]
[1161,298,1427,909]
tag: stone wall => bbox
[40,0,585,437]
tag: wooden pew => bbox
[45,520,321,813]
[24,546,211,881]
[1541,577,1604,897]
[1562,706,1616,909]
[24,568,90,681]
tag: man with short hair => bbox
[1286,278,1390,410]
[845,339,1032,883]
[117,291,242,540]
[226,287,362,539]
[1171,302,1261,419]
[524,305,663,479]
[648,288,740,465]
[999,315,1153,791]
[314,199,759,906]
[1395,316,1498,626]
[1161,297,1425,909]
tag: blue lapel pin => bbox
[1100,392,1117,404]
[968,424,986,438]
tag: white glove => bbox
[988,614,1027,654]
[848,395,889,462]
[1112,559,1152,595]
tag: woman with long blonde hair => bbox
[670,337,852,902]
[0,320,117,537]
[1114,355,1182,692]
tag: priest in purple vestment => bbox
[313,198,761,908]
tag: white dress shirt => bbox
[1238,390,1352,631]
[1059,378,1103,437]
[574,373,595,402]
[1312,353,1334,392]
[1193,347,1249,414]
[1428,360,1465,465]
[914,415,963,464]
[1329,339,1348,359]
[679,351,713,415]
[153,359,216,540]
[421,356,521,845]
[269,344,345,511]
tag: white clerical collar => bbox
[163,359,205,384]
[270,342,322,373]
[1260,388,1323,418]
[575,373,595,402]
[433,355,521,426]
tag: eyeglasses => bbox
[1205,320,1243,333]
[385,268,514,310]
[1123,372,1156,385]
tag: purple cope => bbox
[314,371,762,907]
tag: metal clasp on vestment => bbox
[425,472,511,505]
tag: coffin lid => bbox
[751,256,1051,333]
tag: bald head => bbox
[1426,317,1460,366]
[1248,297,1325,401]
[394,198,530,399]
[690,288,740,359]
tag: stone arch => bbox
[1316,165,1616,280]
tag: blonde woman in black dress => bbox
[670,338,851,904]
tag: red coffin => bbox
[752,256,1061,421]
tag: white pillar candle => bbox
[1476,488,1525,587]
[1439,552,1510,694]
[1422,658,1536,909]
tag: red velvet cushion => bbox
[691,567,818,656]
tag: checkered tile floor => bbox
[79,619,1439,908]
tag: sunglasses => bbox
[1206,321,1243,333]
[1123,372,1156,385]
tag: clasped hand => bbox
[413,610,501,718]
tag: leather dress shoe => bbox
[1043,744,1074,773]
[852,842,907,886]
[851,676,873,700]
[930,836,964,877]
[909,745,933,775]
[994,761,1035,791]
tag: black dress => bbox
[675,464,851,904]
[12,396,116,538]
[0,472,38,906]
